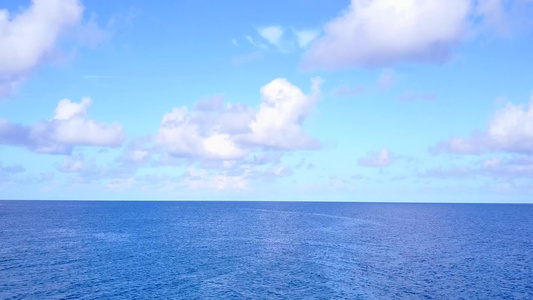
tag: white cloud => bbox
[0,97,125,154]
[149,78,323,191]
[43,98,125,149]
[155,107,203,156]
[247,77,322,149]
[293,29,319,48]
[434,93,533,154]
[486,97,533,151]
[258,26,284,46]
[203,134,246,159]
[303,0,472,68]
[0,0,84,96]
[358,147,394,167]
[154,107,247,160]
[257,26,296,53]
[155,78,323,161]
[54,97,91,120]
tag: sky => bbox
[1,0,533,202]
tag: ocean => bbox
[0,201,532,299]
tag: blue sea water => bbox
[0,201,532,299]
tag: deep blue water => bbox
[0,201,532,299]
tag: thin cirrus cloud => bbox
[293,29,319,48]
[433,93,533,154]
[257,26,284,46]
[0,0,84,97]
[302,0,503,69]
[257,26,291,52]
[0,97,125,154]
[358,147,394,167]
[155,77,323,161]
[244,36,267,49]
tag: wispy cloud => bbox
[358,148,394,168]
[433,93,533,154]
[293,29,319,48]
[257,26,284,46]
[245,35,267,49]
[0,97,125,154]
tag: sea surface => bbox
[0,201,532,299]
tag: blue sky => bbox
[1,0,533,202]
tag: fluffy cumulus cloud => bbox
[434,93,533,154]
[155,107,248,160]
[247,78,322,149]
[302,0,515,69]
[486,98,533,151]
[0,97,125,154]
[0,0,84,97]
[358,147,394,167]
[155,78,322,161]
